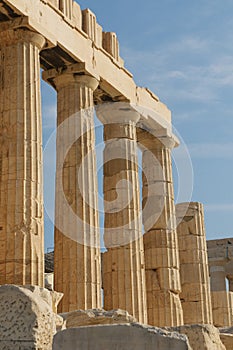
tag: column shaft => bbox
[98,104,147,324]
[0,28,45,286]
[210,266,226,292]
[176,202,213,324]
[53,73,101,312]
[138,130,183,327]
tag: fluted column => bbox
[176,202,213,324]
[137,129,183,327]
[0,28,45,286]
[97,103,147,324]
[46,69,101,312]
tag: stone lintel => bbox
[0,24,45,49]
[2,0,171,123]
[42,62,100,89]
[96,102,141,125]
[137,126,179,150]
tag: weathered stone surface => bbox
[51,71,102,313]
[0,285,60,350]
[45,252,54,273]
[53,323,191,350]
[0,27,45,287]
[138,129,183,327]
[211,291,232,327]
[167,324,226,350]
[45,272,54,291]
[220,334,233,350]
[64,308,136,328]
[207,238,233,327]
[207,238,233,263]
[176,202,213,325]
[97,103,147,324]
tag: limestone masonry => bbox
[0,0,232,349]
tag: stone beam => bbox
[207,238,233,266]
[2,0,171,122]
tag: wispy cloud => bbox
[205,204,233,212]
[42,104,57,130]
[121,34,233,111]
[186,143,233,159]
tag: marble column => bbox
[176,202,213,324]
[46,69,101,312]
[137,129,183,327]
[97,103,147,324]
[0,28,45,286]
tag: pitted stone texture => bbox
[0,285,60,350]
[63,308,136,328]
[53,323,191,350]
[167,324,226,350]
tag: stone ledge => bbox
[53,323,191,350]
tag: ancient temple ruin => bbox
[0,0,232,349]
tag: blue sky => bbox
[42,0,233,250]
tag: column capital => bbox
[43,63,99,91]
[176,202,203,220]
[0,28,45,50]
[137,127,178,150]
[96,102,141,125]
[55,73,99,91]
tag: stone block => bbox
[72,2,82,29]
[0,285,61,350]
[82,8,97,42]
[180,263,206,285]
[64,309,136,328]
[145,247,179,269]
[144,229,177,249]
[53,323,191,350]
[181,283,206,302]
[167,324,226,350]
[212,291,231,327]
[146,267,181,293]
[103,32,119,61]
[48,0,59,9]
[147,290,183,327]
[96,23,103,47]
[181,301,206,325]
